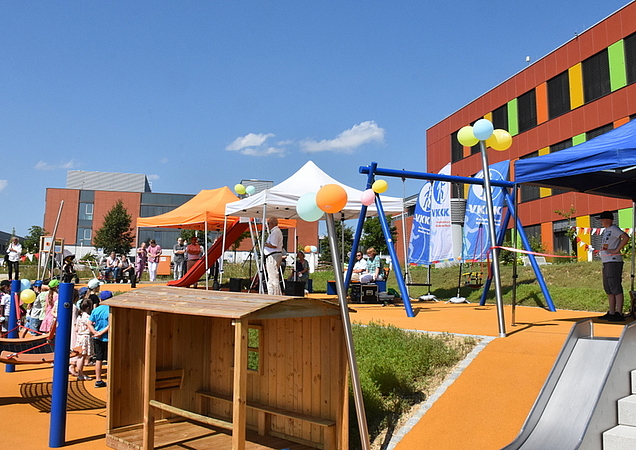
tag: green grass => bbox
[350,322,476,448]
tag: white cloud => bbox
[159,157,169,164]
[0,180,7,192]
[226,133,275,152]
[240,147,285,157]
[300,121,385,153]
[147,174,160,181]
[35,159,79,171]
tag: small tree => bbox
[360,215,397,255]
[554,205,577,256]
[319,220,354,263]
[93,200,135,255]
[22,226,48,253]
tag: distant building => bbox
[0,230,17,255]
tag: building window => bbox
[625,32,636,85]
[587,123,613,140]
[492,104,508,131]
[582,49,611,103]
[77,228,92,246]
[79,202,93,221]
[517,89,537,133]
[451,130,464,163]
[247,325,263,374]
[547,71,570,119]
[519,151,540,202]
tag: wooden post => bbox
[143,312,158,450]
[232,318,248,450]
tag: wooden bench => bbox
[196,390,336,450]
[155,368,184,391]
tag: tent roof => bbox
[515,120,636,201]
[225,160,404,220]
[136,186,240,231]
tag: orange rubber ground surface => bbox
[0,287,628,449]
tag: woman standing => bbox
[7,237,22,281]
[147,240,162,282]
[135,242,148,283]
[186,236,202,288]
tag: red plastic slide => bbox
[167,221,249,287]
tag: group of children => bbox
[1,277,110,388]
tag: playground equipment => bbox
[503,320,636,450]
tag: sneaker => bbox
[598,311,614,320]
[609,312,626,322]
[94,380,107,388]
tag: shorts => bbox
[93,339,109,361]
[603,262,624,295]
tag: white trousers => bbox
[266,253,282,295]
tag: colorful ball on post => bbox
[20,289,36,304]
[489,129,513,151]
[304,245,312,253]
[372,180,388,194]
[316,184,348,213]
[245,185,256,195]
[310,245,317,253]
[472,119,494,141]
[296,193,324,222]
[457,126,479,147]
[20,279,31,291]
[234,184,246,195]
[361,188,375,206]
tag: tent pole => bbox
[260,206,267,294]
[220,215,227,286]
[631,202,635,295]
[205,221,209,290]
[401,177,411,285]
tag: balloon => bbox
[372,180,388,194]
[20,289,36,304]
[472,118,494,141]
[457,126,479,147]
[245,185,256,195]
[316,184,348,213]
[296,193,324,222]
[310,245,317,253]
[361,188,375,206]
[488,129,513,151]
[20,279,31,291]
[234,183,246,195]
[304,245,312,253]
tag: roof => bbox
[225,160,404,220]
[104,286,344,320]
[515,119,636,201]
[136,186,240,231]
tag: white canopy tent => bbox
[224,160,404,219]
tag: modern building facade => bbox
[426,2,636,260]
[43,171,319,260]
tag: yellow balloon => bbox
[372,179,388,194]
[20,289,36,304]
[457,126,479,147]
[490,129,513,151]
[234,184,246,195]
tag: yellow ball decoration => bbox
[489,129,513,151]
[457,126,479,147]
[372,179,388,194]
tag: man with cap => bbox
[598,211,629,322]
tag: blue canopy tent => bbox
[515,119,636,201]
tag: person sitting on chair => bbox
[351,251,367,282]
[289,251,310,284]
[360,247,383,284]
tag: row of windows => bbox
[451,32,636,163]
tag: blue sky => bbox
[0,0,631,237]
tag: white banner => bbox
[429,163,454,263]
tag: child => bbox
[39,279,59,333]
[75,298,94,381]
[61,255,78,283]
[88,301,110,388]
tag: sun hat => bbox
[78,286,89,297]
[99,290,113,300]
[48,279,60,288]
[599,211,614,220]
[33,280,43,287]
[87,278,102,290]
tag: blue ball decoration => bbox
[473,119,494,141]
[296,193,324,222]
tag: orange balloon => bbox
[304,245,312,253]
[315,184,348,213]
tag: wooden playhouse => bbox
[105,286,349,450]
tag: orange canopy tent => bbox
[136,186,241,231]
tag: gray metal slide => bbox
[502,319,636,450]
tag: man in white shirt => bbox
[598,211,629,322]
[263,217,283,295]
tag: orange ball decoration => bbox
[315,184,348,213]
